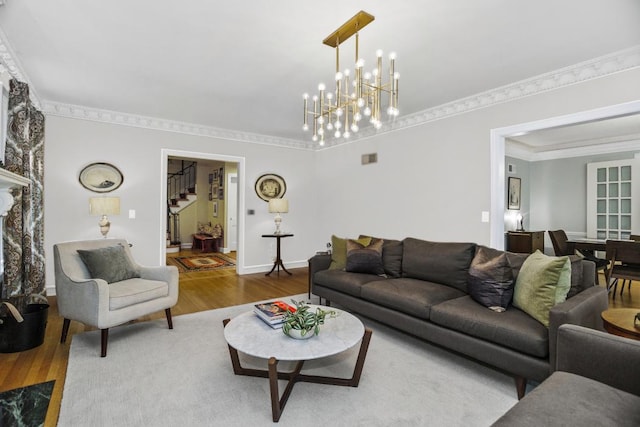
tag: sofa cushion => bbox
[314,269,387,298]
[513,250,571,327]
[359,235,403,278]
[109,278,169,310]
[77,245,140,284]
[467,247,515,312]
[402,238,476,292]
[430,295,549,358]
[361,278,466,320]
[346,238,385,275]
[329,235,371,270]
[491,372,640,427]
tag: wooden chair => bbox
[604,239,640,298]
[548,230,608,284]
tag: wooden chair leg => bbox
[101,329,109,357]
[515,376,527,400]
[165,308,174,329]
[60,318,71,343]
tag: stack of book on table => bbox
[253,300,295,328]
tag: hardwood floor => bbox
[0,250,307,427]
[0,259,638,426]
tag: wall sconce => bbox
[89,197,121,238]
[268,198,289,235]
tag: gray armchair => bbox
[493,324,640,426]
[54,239,179,357]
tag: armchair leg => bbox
[101,329,109,357]
[60,318,71,343]
[165,308,174,329]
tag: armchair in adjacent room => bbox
[54,239,179,357]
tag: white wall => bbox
[44,118,319,292]
[43,67,640,293]
[313,68,640,245]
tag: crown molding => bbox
[41,102,313,150]
[506,138,640,162]
[1,12,638,152]
[0,26,41,108]
[319,45,640,149]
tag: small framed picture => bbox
[218,188,224,200]
[218,167,224,186]
[508,177,521,210]
[212,201,218,217]
[212,170,218,182]
[212,185,219,199]
[208,173,214,184]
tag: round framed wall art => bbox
[255,173,286,201]
[79,162,124,193]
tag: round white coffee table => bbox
[223,305,372,422]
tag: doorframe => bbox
[160,149,246,273]
[490,100,640,249]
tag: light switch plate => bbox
[481,211,490,223]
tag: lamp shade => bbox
[268,198,289,214]
[89,197,121,216]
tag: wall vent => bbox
[507,163,516,174]
[361,153,378,165]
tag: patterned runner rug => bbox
[168,253,236,272]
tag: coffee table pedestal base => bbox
[223,319,372,422]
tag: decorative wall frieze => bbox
[40,102,313,150]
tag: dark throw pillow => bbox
[467,247,515,312]
[329,235,371,270]
[345,238,385,275]
[77,245,140,284]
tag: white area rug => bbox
[59,295,518,426]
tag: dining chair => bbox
[548,229,608,284]
[604,239,640,298]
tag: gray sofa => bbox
[492,324,640,426]
[309,237,609,398]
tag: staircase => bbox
[167,161,197,252]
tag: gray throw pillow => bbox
[346,238,385,275]
[467,247,515,312]
[77,245,140,284]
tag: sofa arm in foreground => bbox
[547,285,608,371]
[557,324,640,396]
[492,324,640,426]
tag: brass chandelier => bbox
[302,11,399,145]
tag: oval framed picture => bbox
[255,173,286,202]
[79,162,124,193]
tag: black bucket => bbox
[0,303,49,353]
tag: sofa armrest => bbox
[309,254,331,275]
[557,324,640,396]
[548,285,608,371]
[308,254,331,294]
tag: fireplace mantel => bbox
[0,168,30,216]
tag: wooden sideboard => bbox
[505,231,544,254]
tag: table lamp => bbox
[268,198,288,235]
[89,197,121,237]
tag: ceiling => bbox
[0,1,639,146]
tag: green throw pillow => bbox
[77,245,141,284]
[328,235,371,270]
[513,250,571,327]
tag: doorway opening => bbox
[490,100,640,249]
[160,149,246,274]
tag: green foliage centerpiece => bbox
[282,300,336,339]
